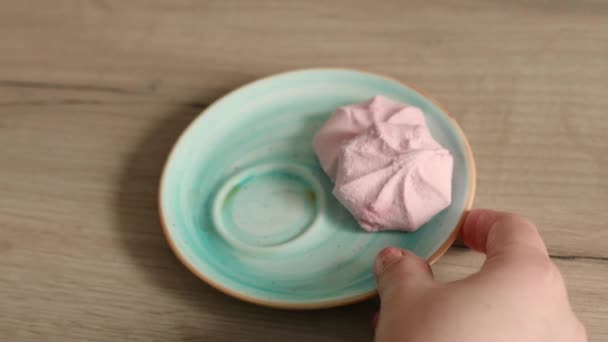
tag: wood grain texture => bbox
[0,1,607,341]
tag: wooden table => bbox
[2,1,607,341]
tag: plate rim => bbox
[158,67,477,310]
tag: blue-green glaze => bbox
[160,69,475,308]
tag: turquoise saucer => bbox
[159,68,476,309]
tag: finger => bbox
[374,247,435,301]
[461,209,548,260]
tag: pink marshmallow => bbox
[313,96,453,232]
[313,96,426,180]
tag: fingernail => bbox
[374,247,405,276]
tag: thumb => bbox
[374,247,436,301]
[461,209,548,261]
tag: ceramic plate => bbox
[159,68,475,309]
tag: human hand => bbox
[373,209,586,342]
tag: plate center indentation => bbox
[212,163,325,251]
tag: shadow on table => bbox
[114,101,376,341]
